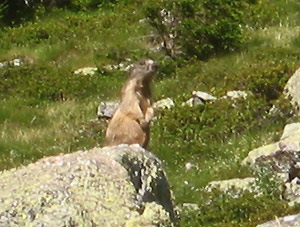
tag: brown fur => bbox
[105,58,158,148]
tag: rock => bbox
[257,214,300,227]
[205,177,258,197]
[242,122,300,206]
[284,68,300,115]
[181,203,200,211]
[10,58,23,67]
[153,98,175,110]
[242,143,280,166]
[98,98,175,120]
[103,61,132,72]
[0,145,177,226]
[283,181,300,206]
[0,57,31,69]
[224,90,248,100]
[184,162,195,171]
[184,97,204,107]
[192,91,217,102]
[242,122,300,166]
[281,123,300,140]
[183,91,216,107]
[74,67,98,76]
[0,61,8,68]
[97,101,120,119]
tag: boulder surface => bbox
[0,145,176,226]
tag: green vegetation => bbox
[1,0,300,225]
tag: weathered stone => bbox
[98,98,175,120]
[182,91,216,107]
[283,181,300,206]
[224,90,248,100]
[153,98,175,110]
[243,123,300,166]
[0,57,31,68]
[0,145,177,226]
[184,162,195,171]
[242,143,280,166]
[257,214,300,227]
[192,91,217,102]
[97,101,120,119]
[281,123,300,140]
[183,97,204,107]
[181,203,200,211]
[205,177,257,197]
[103,62,132,72]
[74,67,98,76]
[284,68,300,115]
[242,122,300,207]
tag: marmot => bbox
[105,58,158,148]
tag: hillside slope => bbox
[1,0,300,225]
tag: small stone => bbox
[225,90,248,100]
[192,91,217,102]
[74,67,97,76]
[184,163,194,171]
[97,101,120,119]
[153,98,175,110]
[205,177,257,196]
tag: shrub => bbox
[146,0,257,59]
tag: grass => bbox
[1,0,300,226]
[0,98,105,169]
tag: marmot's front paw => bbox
[138,119,149,129]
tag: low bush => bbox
[146,0,258,59]
[0,62,125,101]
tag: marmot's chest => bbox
[136,90,151,114]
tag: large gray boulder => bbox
[284,68,300,115]
[242,123,300,168]
[0,145,177,226]
[242,122,300,207]
[257,214,300,227]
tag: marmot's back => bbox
[105,58,158,148]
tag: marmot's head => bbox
[129,58,158,82]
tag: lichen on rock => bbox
[0,145,177,226]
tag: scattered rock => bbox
[74,67,98,76]
[153,98,175,110]
[242,143,280,166]
[98,98,175,120]
[223,90,248,100]
[184,162,195,171]
[284,68,300,115]
[281,123,300,140]
[184,97,204,107]
[242,122,300,166]
[0,145,177,226]
[181,203,200,212]
[0,61,8,68]
[103,61,132,72]
[192,91,217,102]
[205,177,257,197]
[257,214,300,227]
[283,181,300,206]
[183,91,216,107]
[242,122,300,206]
[0,57,33,69]
[97,101,120,119]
